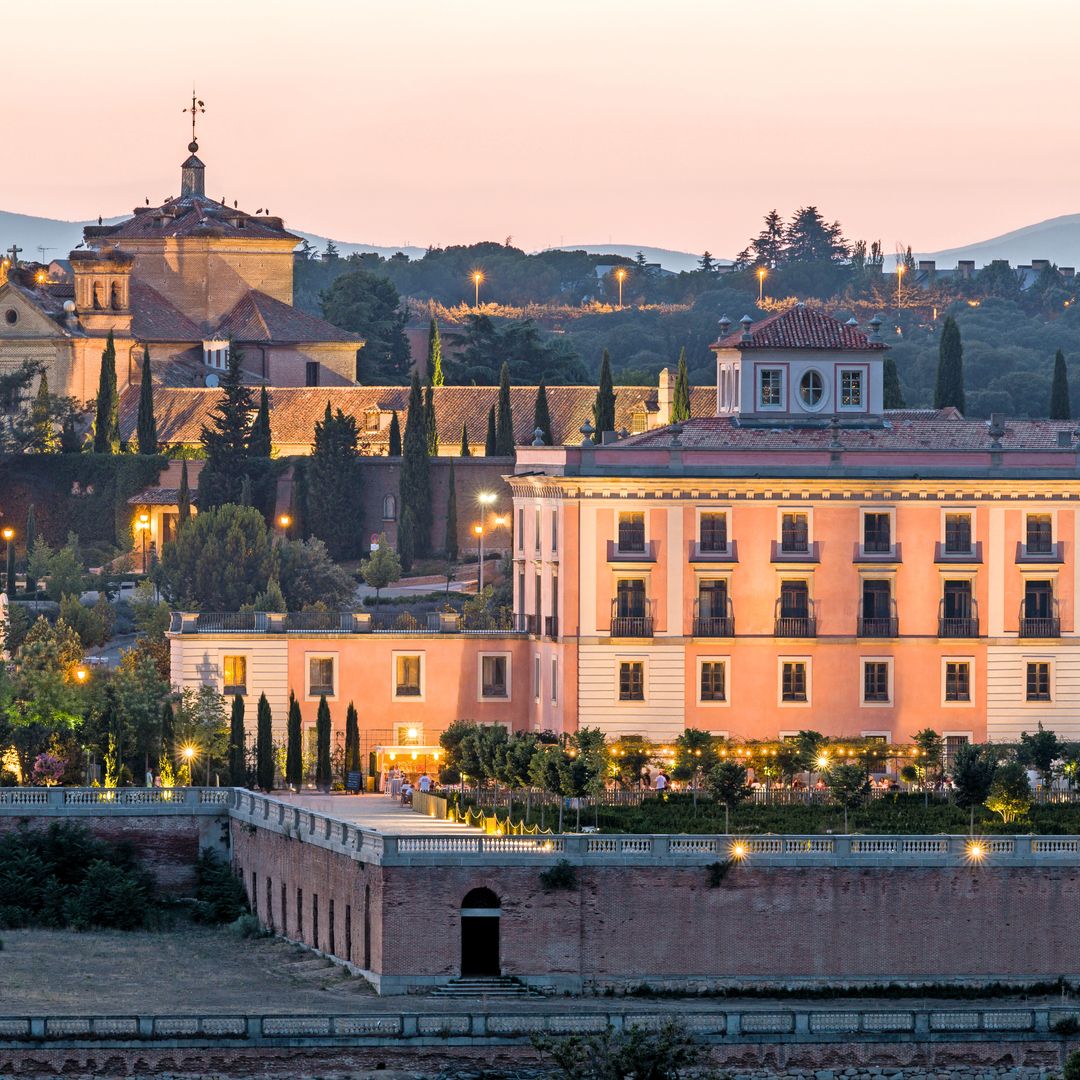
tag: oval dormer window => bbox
[3,309,17,326]
[799,370,824,409]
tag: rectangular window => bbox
[700,661,727,702]
[760,368,783,406]
[551,657,558,704]
[863,661,890,703]
[619,661,644,701]
[297,887,303,937]
[517,509,524,551]
[781,512,809,553]
[395,655,422,697]
[534,508,542,555]
[329,898,335,956]
[481,655,508,698]
[1026,661,1051,701]
[840,369,864,406]
[945,513,972,554]
[944,734,970,769]
[699,512,728,553]
[1027,514,1053,554]
[364,410,380,433]
[779,580,810,619]
[281,884,287,935]
[305,360,320,387]
[617,512,646,553]
[551,512,558,553]
[309,657,334,697]
[534,656,541,703]
[345,904,352,962]
[313,894,319,951]
[223,655,247,695]
[945,661,971,702]
[862,512,892,553]
[630,408,648,434]
[781,661,808,702]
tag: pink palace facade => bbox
[170,307,1080,757]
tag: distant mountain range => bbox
[912,214,1080,271]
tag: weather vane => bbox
[183,90,206,150]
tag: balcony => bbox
[692,598,735,637]
[770,540,820,563]
[1016,541,1064,564]
[610,599,654,638]
[934,540,983,564]
[1019,599,1060,638]
[513,613,539,635]
[606,539,657,563]
[774,598,817,638]
[857,616,898,638]
[544,615,559,639]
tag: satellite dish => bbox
[205,372,220,388]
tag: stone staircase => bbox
[432,976,540,998]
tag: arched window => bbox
[382,495,397,521]
[462,887,500,910]
[461,887,501,976]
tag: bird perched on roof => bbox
[255,208,263,215]
[97,216,102,225]
[145,197,150,205]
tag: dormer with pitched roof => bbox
[711,304,887,425]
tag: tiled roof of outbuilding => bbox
[91,193,299,243]
[214,291,362,345]
[714,305,886,350]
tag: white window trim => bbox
[860,507,896,556]
[477,651,513,704]
[616,509,650,555]
[940,506,977,549]
[941,655,975,708]
[860,656,894,707]
[696,655,731,707]
[1022,655,1055,705]
[777,656,812,708]
[304,651,339,703]
[222,653,249,696]
[777,506,814,546]
[837,365,868,412]
[391,650,426,703]
[533,655,541,704]
[615,655,649,706]
[695,506,731,553]
[860,729,893,741]
[550,656,558,705]
[756,365,786,411]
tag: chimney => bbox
[1061,267,1075,278]
[957,260,975,280]
[1032,259,1051,273]
[918,260,936,281]
[739,314,754,342]
[657,367,674,425]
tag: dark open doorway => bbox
[461,887,501,977]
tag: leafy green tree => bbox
[532,381,553,445]
[276,537,356,610]
[249,386,272,457]
[198,344,254,509]
[736,208,785,269]
[459,421,470,456]
[484,405,497,456]
[360,534,402,606]
[1050,349,1071,420]
[29,535,89,602]
[29,373,58,453]
[255,693,274,790]
[136,349,157,455]
[673,728,717,811]
[156,504,274,610]
[672,348,691,422]
[5,535,15,600]
[306,402,363,560]
[445,461,459,560]
[315,695,331,790]
[495,362,514,454]
[986,760,1032,824]
[344,702,360,776]
[439,718,478,780]
[501,731,540,819]
[424,383,439,455]
[388,411,401,456]
[825,762,869,832]
[428,316,444,386]
[706,760,751,833]
[285,692,302,789]
[951,743,997,833]
[398,370,431,564]
[93,331,119,453]
[228,695,246,786]
[934,316,966,413]
[883,355,906,409]
[320,269,410,383]
[528,744,569,831]
[593,350,616,440]
[177,460,191,525]
[446,314,586,385]
[24,504,36,593]
[1018,722,1062,788]
[913,727,944,807]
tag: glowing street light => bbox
[2,526,13,595]
[74,666,88,684]
[966,839,986,863]
[473,522,486,592]
[896,263,906,309]
[472,270,484,308]
[136,512,150,573]
[615,267,627,308]
[278,513,292,531]
[729,841,748,862]
[757,267,766,304]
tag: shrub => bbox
[65,860,151,931]
[705,860,732,888]
[230,913,268,939]
[539,859,579,892]
[1065,1049,1080,1080]
[1053,1016,1080,1037]
[191,848,249,924]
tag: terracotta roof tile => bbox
[129,283,203,341]
[214,291,362,345]
[714,306,886,350]
[97,194,299,243]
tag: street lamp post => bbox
[472,271,484,309]
[2,527,13,595]
[897,263,905,309]
[616,268,626,308]
[474,524,485,591]
[757,267,766,304]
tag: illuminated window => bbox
[630,407,648,434]
[619,661,644,701]
[781,661,807,702]
[308,657,334,697]
[759,368,783,407]
[700,661,727,702]
[223,655,247,695]
[395,655,422,697]
[840,369,864,406]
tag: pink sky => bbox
[6,0,1078,256]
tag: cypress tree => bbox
[484,405,497,456]
[388,411,401,456]
[177,460,191,525]
[428,316,444,386]
[672,347,691,422]
[345,702,360,776]
[593,349,617,440]
[446,458,459,560]
[249,386,272,457]
[934,316,965,413]
[883,355,906,409]
[533,380,553,445]
[93,330,119,453]
[228,695,246,786]
[30,373,57,453]
[24,504,36,594]
[60,414,81,454]
[136,348,157,455]
[1050,349,1071,420]
[460,421,471,457]
[495,363,514,454]
[424,383,439,455]
[161,700,176,765]
[5,539,14,601]
[256,692,274,790]
[198,343,254,508]
[315,694,332,791]
[307,402,362,559]
[399,370,431,561]
[285,692,302,790]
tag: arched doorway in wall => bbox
[460,887,501,976]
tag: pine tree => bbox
[495,362,514,454]
[228,695,246,786]
[1050,349,1071,420]
[285,692,302,790]
[533,380,553,445]
[315,695,332,791]
[672,348,691,422]
[307,402,362,559]
[344,702,360,776]
[29,374,57,453]
[198,343,254,508]
[136,348,157,455]
[424,383,439,455]
[484,405,497,456]
[388,411,402,456]
[398,370,431,561]
[24,505,36,594]
[428,316,444,386]
[593,350,616,440]
[249,386,272,457]
[883,355,906,409]
[256,692,274,790]
[177,460,191,525]
[93,331,119,453]
[446,458,459,560]
[460,422,471,457]
[934,316,966,413]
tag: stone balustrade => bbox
[0,787,230,815]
